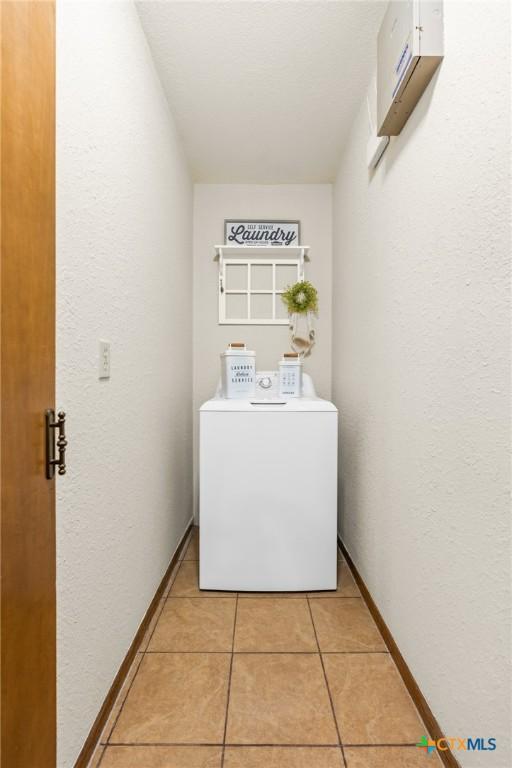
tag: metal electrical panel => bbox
[377,0,443,136]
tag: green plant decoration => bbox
[281,280,318,315]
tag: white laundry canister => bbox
[279,353,303,398]
[221,343,256,399]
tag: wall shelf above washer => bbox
[214,245,310,261]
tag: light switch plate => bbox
[99,340,110,379]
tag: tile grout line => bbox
[335,541,440,755]
[100,554,187,748]
[165,595,238,600]
[221,593,239,768]
[99,651,145,747]
[141,650,389,655]
[104,741,419,748]
[104,741,345,747]
[163,594,363,599]
[306,595,348,768]
[342,743,419,748]
[92,528,191,766]
[165,595,363,599]
[307,596,362,601]
[142,555,187,651]
[94,744,106,768]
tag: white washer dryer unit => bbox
[199,374,338,592]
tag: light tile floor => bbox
[90,528,441,768]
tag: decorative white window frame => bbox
[215,245,310,326]
[220,258,298,325]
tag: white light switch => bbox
[99,340,111,379]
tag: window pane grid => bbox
[220,258,299,324]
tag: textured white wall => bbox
[56,3,193,765]
[332,2,511,765]
[193,184,332,516]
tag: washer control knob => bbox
[259,376,272,389]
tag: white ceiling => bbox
[136,1,385,183]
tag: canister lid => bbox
[280,352,302,366]
[221,342,255,358]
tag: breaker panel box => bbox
[377,0,443,136]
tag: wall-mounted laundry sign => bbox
[224,220,300,247]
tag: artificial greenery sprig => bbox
[281,280,318,314]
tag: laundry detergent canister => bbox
[221,343,256,398]
[279,352,302,398]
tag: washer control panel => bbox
[255,371,279,398]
